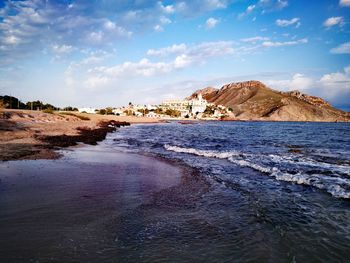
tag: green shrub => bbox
[59,112,90,120]
[165,109,181,117]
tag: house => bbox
[191,94,207,114]
[146,112,160,118]
[78,107,97,114]
[112,108,126,116]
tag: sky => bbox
[0,0,349,110]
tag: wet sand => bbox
[0,144,208,262]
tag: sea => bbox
[110,121,350,262]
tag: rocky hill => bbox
[188,80,350,122]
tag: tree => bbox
[204,105,215,115]
[0,95,26,109]
[124,109,133,116]
[63,106,78,111]
[98,109,106,115]
[137,108,149,116]
[106,107,114,115]
[165,109,181,117]
[155,108,163,114]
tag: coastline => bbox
[0,109,160,161]
[2,108,348,162]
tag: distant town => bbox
[0,94,233,120]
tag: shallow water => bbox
[111,121,350,262]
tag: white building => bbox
[78,107,97,114]
[191,94,207,114]
[112,108,126,116]
[161,94,208,117]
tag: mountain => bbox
[188,81,350,122]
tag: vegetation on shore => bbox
[0,95,78,112]
[59,112,90,120]
[39,120,130,147]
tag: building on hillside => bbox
[191,94,207,114]
[161,99,190,117]
[161,94,209,117]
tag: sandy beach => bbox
[0,109,159,161]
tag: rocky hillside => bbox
[188,81,350,122]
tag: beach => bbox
[0,109,159,161]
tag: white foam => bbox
[271,170,350,199]
[227,157,272,174]
[164,145,350,199]
[164,145,239,159]
[268,154,350,175]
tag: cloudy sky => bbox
[0,0,350,109]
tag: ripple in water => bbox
[109,121,350,262]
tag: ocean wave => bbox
[164,145,241,159]
[164,144,350,199]
[271,171,350,199]
[268,154,350,175]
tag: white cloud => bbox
[330,42,350,54]
[172,0,227,16]
[87,31,104,44]
[187,41,234,58]
[160,16,172,25]
[239,1,288,19]
[289,73,314,90]
[3,35,21,45]
[174,54,194,69]
[51,44,73,54]
[323,17,344,28]
[265,66,350,108]
[159,2,175,14]
[240,36,269,43]
[259,0,288,11]
[83,41,235,88]
[204,0,227,9]
[238,4,256,19]
[276,18,301,27]
[247,5,256,13]
[339,0,350,7]
[154,25,164,32]
[206,17,219,29]
[320,67,350,84]
[264,73,313,91]
[104,20,116,30]
[153,16,171,32]
[91,58,173,78]
[147,44,187,56]
[262,38,308,47]
[318,66,350,104]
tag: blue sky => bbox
[0,0,349,110]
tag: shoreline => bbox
[1,108,349,162]
[0,109,160,161]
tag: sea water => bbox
[109,121,350,262]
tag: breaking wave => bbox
[164,145,350,199]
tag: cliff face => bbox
[188,81,350,122]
